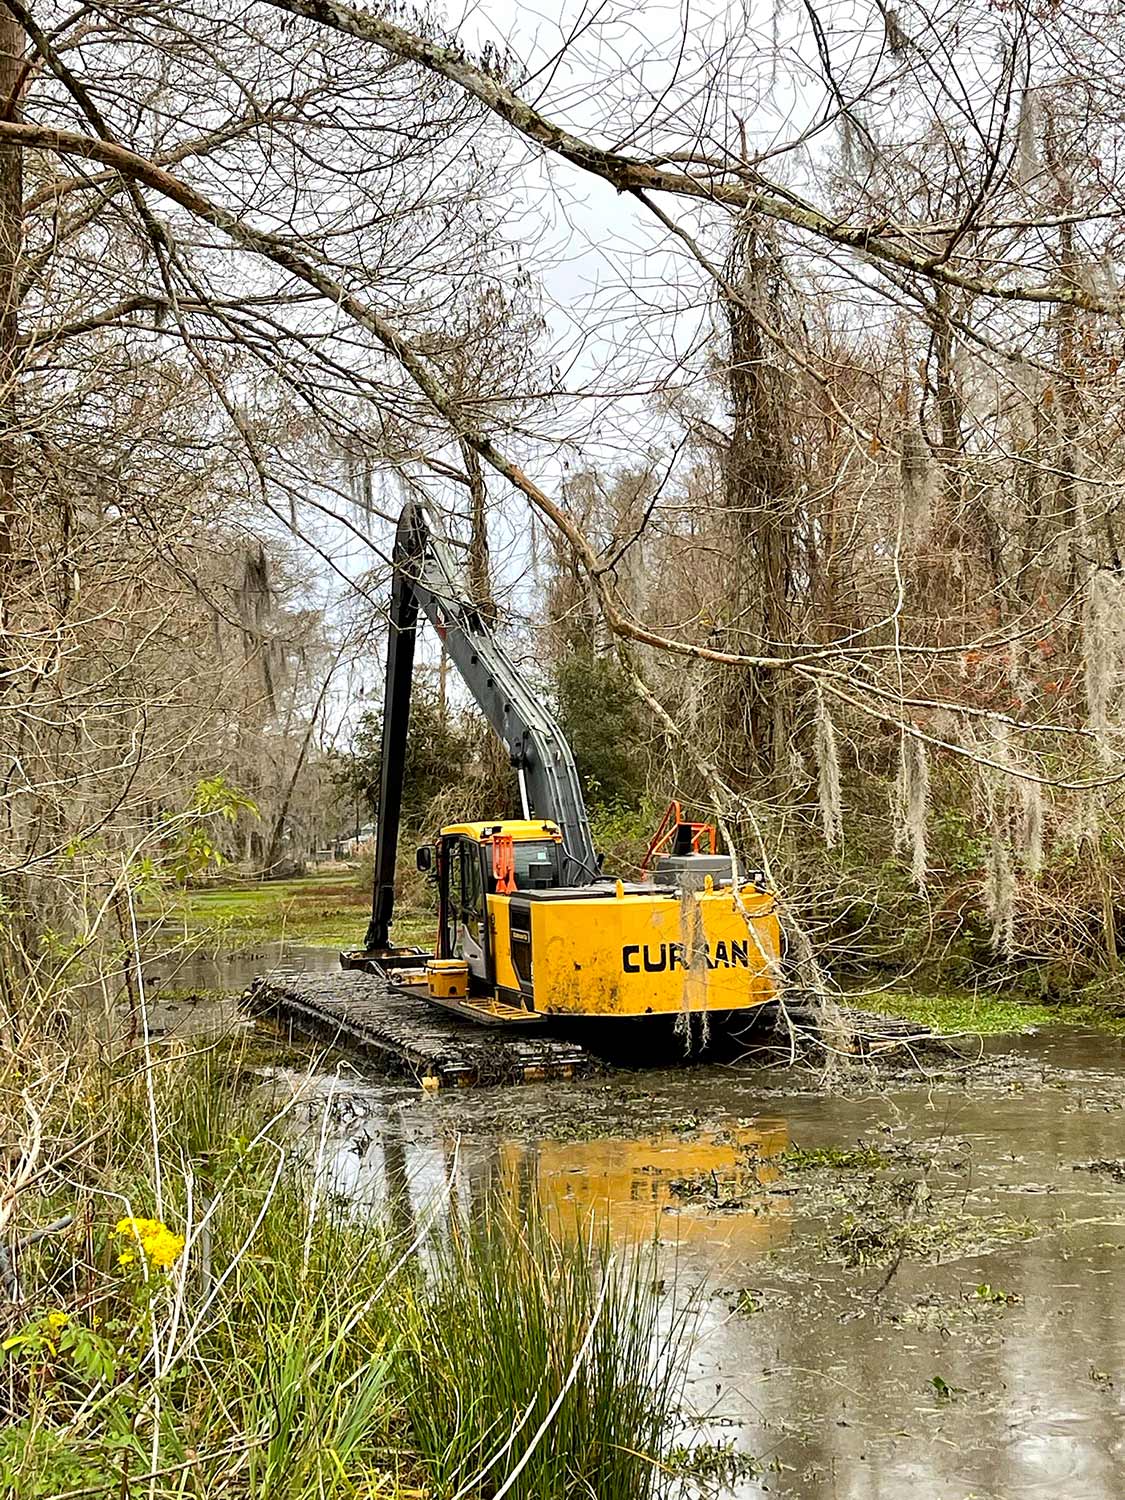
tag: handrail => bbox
[640,799,717,877]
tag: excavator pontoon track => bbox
[244,969,591,1088]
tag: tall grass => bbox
[398,1206,686,1499]
[0,1026,689,1498]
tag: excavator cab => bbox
[423,827,564,941]
[435,823,564,980]
[391,820,573,1023]
[380,811,782,1028]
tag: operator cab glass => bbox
[508,840,562,891]
[441,835,488,972]
[439,833,562,968]
[441,831,563,958]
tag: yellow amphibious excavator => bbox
[341,502,781,1027]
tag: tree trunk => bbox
[263,647,344,872]
[461,437,494,619]
[0,10,22,591]
[0,13,25,984]
[721,217,796,786]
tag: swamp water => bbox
[152,952,1125,1499]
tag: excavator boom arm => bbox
[366,502,597,951]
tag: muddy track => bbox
[244,971,950,1088]
[243,970,591,1086]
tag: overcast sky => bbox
[315,0,842,727]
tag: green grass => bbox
[863,987,1125,1036]
[0,1034,687,1499]
[153,872,435,951]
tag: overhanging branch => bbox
[0,114,1107,774]
[260,0,1121,315]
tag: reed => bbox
[0,1029,690,1498]
[396,1204,685,1500]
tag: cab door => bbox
[439,835,462,960]
[439,836,489,986]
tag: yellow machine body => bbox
[430,819,781,1022]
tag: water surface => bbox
[268,1025,1125,1499]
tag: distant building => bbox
[336,823,376,859]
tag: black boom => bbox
[365,502,597,952]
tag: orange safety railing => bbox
[491,833,517,893]
[641,800,717,876]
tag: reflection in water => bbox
[297,1037,1125,1500]
[319,1102,791,1254]
[490,1125,791,1251]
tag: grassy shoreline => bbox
[861,985,1125,1036]
[153,870,433,952]
[0,1033,688,1499]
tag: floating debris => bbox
[1073,1159,1125,1182]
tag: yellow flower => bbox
[45,1311,69,1331]
[145,1229,185,1269]
[114,1216,185,1270]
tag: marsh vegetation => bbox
[0,1034,690,1499]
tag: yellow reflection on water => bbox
[491,1120,792,1252]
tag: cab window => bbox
[511,841,561,891]
[442,836,463,956]
[462,841,484,922]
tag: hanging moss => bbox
[814,686,844,849]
